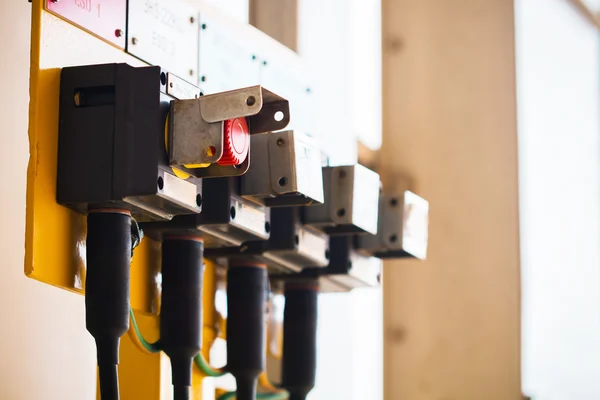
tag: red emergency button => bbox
[218,117,250,166]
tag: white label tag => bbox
[127,0,199,84]
[167,73,202,100]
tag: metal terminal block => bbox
[241,131,324,207]
[263,207,329,271]
[285,236,382,293]
[168,85,290,177]
[264,226,329,272]
[303,164,381,235]
[140,177,270,248]
[124,170,201,221]
[356,191,429,260]
[204,207,329,274]
[198,196,270,248]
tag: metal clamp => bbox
[356,191,429,260]
[241,131,324,207]
[168,86,290,178]
[290,236,382,293]
[303,164,381,235]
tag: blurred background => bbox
[2,0,600,399]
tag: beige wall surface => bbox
[0,2,96,399]
[381,1,521,399]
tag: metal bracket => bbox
[168,85,290,177]
[240,131,324,206]
[303,164,381,235]
[356,191,429,260]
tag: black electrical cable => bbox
[98,365,119,400]
[226,263,268,400]
[160,237,204,400]
[281,281,319,400]
[173,385,191,400]
[86,210,132,400]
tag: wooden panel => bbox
[380,1,522,399]
[250,0,298,51]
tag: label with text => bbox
[127,0,199,84]
[46,0,127,48]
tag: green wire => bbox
[130,309,228,378]
[129,309,162,353]
[216,390,289,400]
[216,393,236,400]
[131,306,286,400]
[193,353,228,377]
[257,391,289,400]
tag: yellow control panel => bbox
[25,2,289,399]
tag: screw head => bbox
[51,0,59,3]
[115,29,123,38]
[189,69,194,76]
[190,16,196,24]
[131,37,138,45]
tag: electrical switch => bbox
[206,163,380,274]
[56,62,291,400]
[168,86,290,178]
[202,132,327,272]
[141,130,324,251]
[57,63,203,222]
[288,190,429,292]
[218,118,250,166]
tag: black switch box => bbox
[56,63,201,221]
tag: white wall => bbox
[297,0,356,165]
[297,1,383,399]
[0,2,97,399]
[516,1,600,398]
[203,0,249,23]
